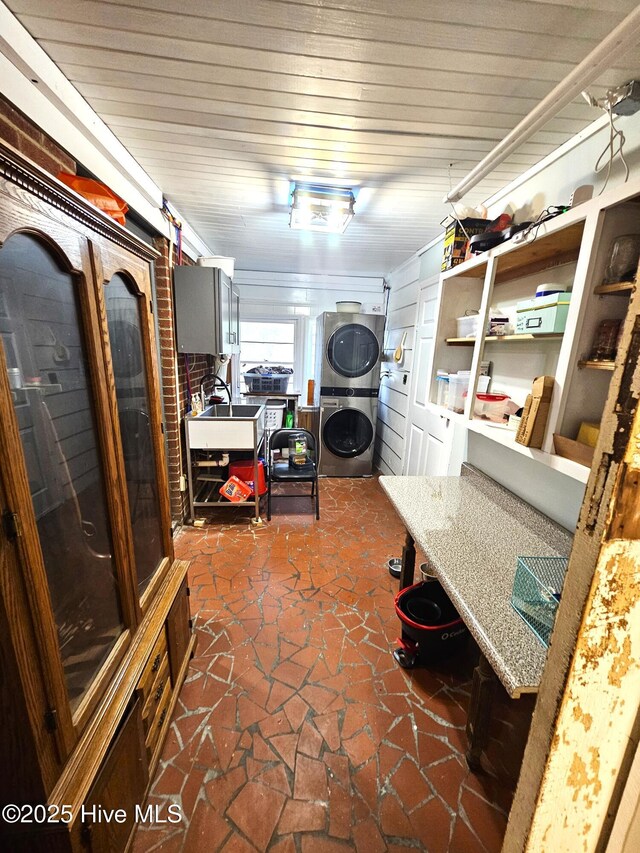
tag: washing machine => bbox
[319,391,378,476]
[315,312,385,396]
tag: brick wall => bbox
[152,236,183,522]
[0,95,75,176]
[177,351,210,520]
[152,241,212,522]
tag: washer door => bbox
[327,323,380,378]
[323,408,374,458]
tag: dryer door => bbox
[326,323,380,378]
[323,408,374,458]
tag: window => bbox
[240,320,296,375]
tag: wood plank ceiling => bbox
[6,0,640,275]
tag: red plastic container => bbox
[228,460,267,496]
[219,475,252,503]
[473,393,510,422]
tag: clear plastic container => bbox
[477,375,490,394]
[604,235,640,284]
[288,433,308,468]
[456,314,480,338]
[447,372,471,413]
[474,393,510,422]
[435,371,449,407]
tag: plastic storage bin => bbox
[265,400,286,430]
[511,556,568,646]
[228,460,267,496]
[516,293,571,335]
[243,372,291,393]
[435,371,449,407]
[456,314,480,338]
[447,372,471,413]
[474,393,510,422]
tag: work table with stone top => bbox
[380,465,573,698]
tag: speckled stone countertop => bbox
[380,466,573,697]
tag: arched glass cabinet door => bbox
[104,273,164,595]
[0,233,124,712]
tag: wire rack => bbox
[511,556,568,647]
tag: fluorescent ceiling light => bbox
[289,183,355,234]
[443,4,640,203]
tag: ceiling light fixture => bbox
[289,183,355,234]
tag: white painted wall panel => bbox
[373,255,421,472]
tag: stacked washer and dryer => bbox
[314,311,385,476]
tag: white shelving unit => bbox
[427,180,640,485]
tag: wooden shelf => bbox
[593,281,635,295]
[445,333,563,346]
[493,220,584,284]
[442,218,585,284]
[442,256,488,279]
[467,420,590,483]
[578,360,615,371]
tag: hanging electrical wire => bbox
[162,199,183,265]
[594,103,630,195]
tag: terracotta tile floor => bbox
[133,477,534,852]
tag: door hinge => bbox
[160,422,165,434]
[189,618,193,630]
[186,586,191,597]
[44,707,58,732]
[149,300,153,314]
[2,510,22,541]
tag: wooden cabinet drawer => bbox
[138,628,167,703]
[145,674,173,761]
[142,653,170,735]
[166,578,191,685]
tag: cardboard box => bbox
[441,218,487,272]
[515,375,554,448]
[553,434,595,467]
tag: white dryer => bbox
[315,312,385,396]
[319,391,378,476]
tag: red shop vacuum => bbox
[394,580,469,669]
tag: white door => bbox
[403,277,453,476]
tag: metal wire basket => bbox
[511,556,568,647]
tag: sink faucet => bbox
[200,373,233,415]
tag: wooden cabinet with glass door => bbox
[0,142,195,852]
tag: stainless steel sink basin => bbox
[186,403,265,449]
[199,404,262,419]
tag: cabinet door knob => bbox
[154,682,165,702]
[151,654,161,673]
[158,708,167,727]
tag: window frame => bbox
[239,315,303,393]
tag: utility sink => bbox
[199,404,262,418]
[186,403,265,450]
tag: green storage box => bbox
[515,292,571,335]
